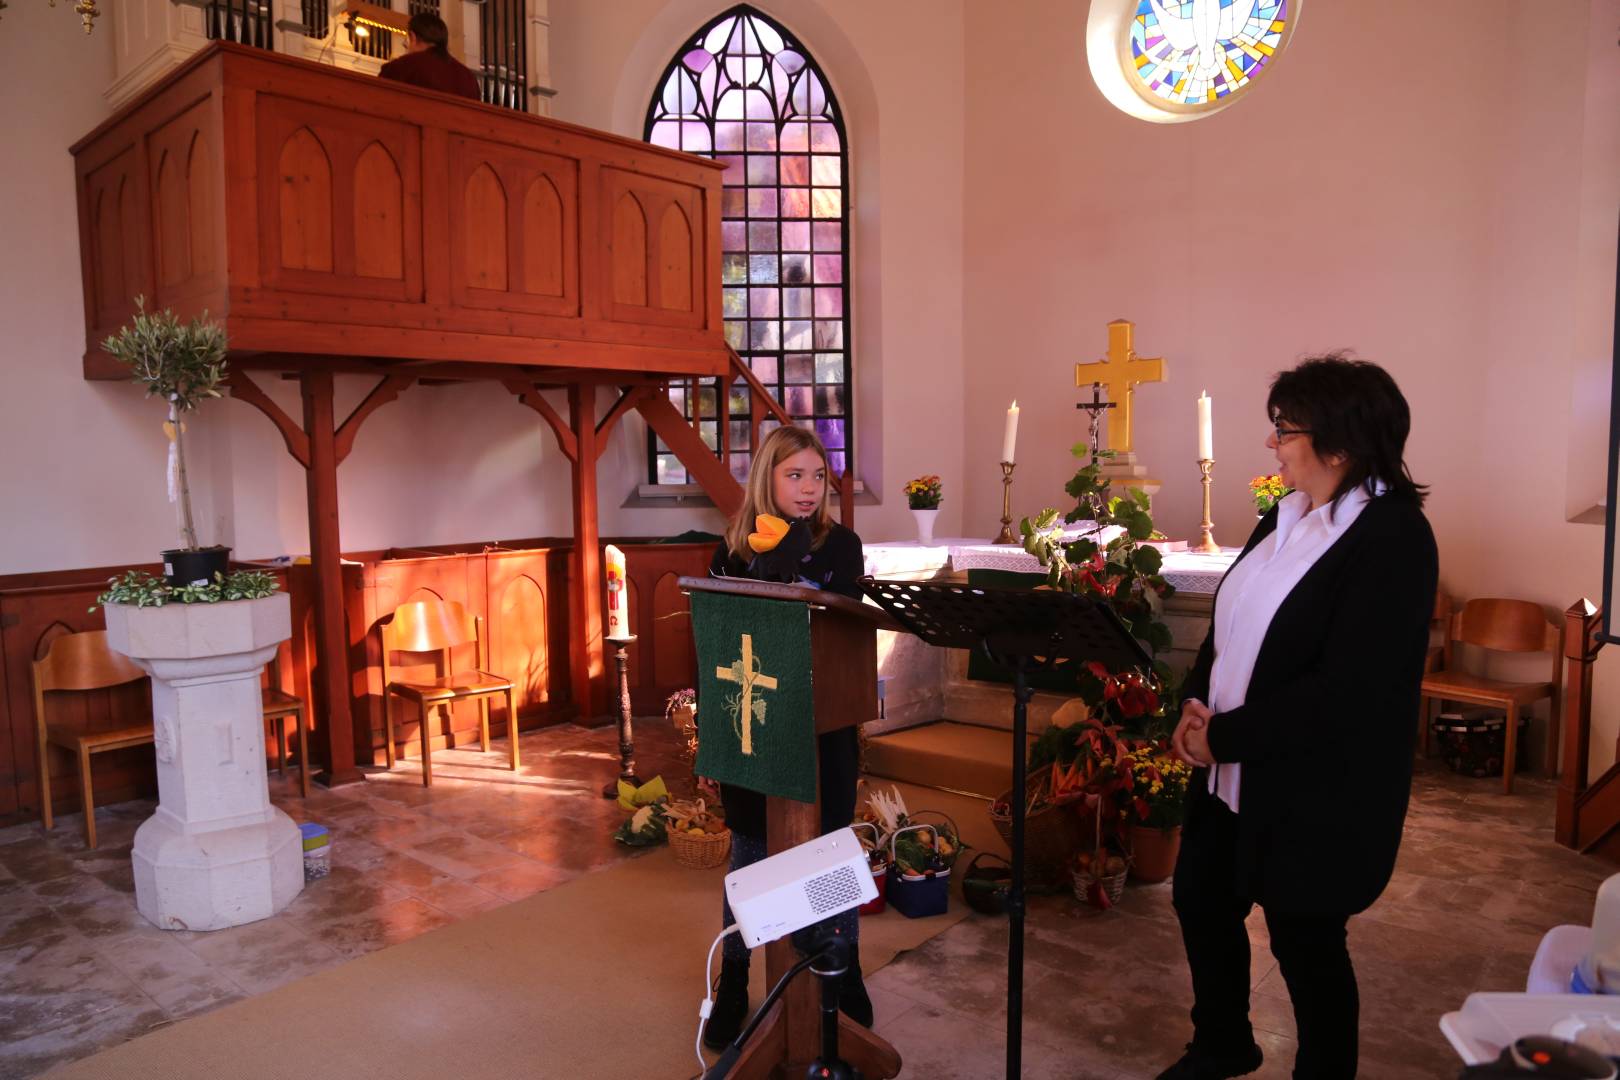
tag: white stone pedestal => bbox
[104,594,303,931]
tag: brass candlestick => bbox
[1196,459,1220,554]
[600,635,643,797]
[993,461,1018,544]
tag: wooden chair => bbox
[32,630,151,849]
[380,599,519,786]
[262,686,311,798]
[1420,598,1562,794]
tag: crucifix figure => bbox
[1073,319,1167,455]
[1075,383,1117,463]
[715,633,777,756]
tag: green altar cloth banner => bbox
[692,590,818,804]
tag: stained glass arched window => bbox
[645,5,851,483]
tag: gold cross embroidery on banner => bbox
[715,633,778,756]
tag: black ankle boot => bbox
[1154,1041,1263,1080]
[703,956,750,1050]
[838,944,874,1028]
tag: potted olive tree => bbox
[103,298,231,586]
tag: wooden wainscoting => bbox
[0,540,710,823]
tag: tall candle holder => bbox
[600,634,643,797]
[993,461,1018,544]
[1196,459,1220,554]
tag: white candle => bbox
[1002,401,1019,464]
[1196,391,1213,461]
[604,544,627,638]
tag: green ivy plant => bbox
[101,298,229,553]
[93,569,280,611]
[1019,446,1178,746]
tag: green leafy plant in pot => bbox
[103,298,231,586]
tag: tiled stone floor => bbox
[0,724,1610,1080]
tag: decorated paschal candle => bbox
[604,544,628,638]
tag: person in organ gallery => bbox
[377,12,480,101]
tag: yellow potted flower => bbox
[1123,744,1192,883]
[1249,473,1291,516]
[904,474,943,545]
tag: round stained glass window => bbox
[1125,0,1293,111]
[1086,0,1301,123]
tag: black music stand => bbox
[859,577,1152,1080]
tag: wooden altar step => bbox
[864,721,1036,800]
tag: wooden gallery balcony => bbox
[73,41,727,380]
[70,42,736,785]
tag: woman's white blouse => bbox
[1204,483,1379,812]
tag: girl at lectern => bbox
[702,425,869,1050]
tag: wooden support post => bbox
[1557,598,1603,846]
[301,371,362,787]
[569,383,605,722]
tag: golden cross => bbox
[715,633,777,756]
[1074,319,1167,454]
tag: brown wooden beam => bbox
[1557,598,1604,846]
[505,379,578,463]
[334,374,414,465]
[568,384,605,722]
[226,370,310,468]
[300,371,362,788]
[636,393,744,518]
[594,385,655,459]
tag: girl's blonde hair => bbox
[724,425,835,562]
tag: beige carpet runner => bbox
[48,781,1002,1080]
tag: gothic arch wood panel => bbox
[651,571,692,688]
[612,192,648,307]
[118,173,142,306]
[91,179,130,323]
[600,167,706,330]
[446,136,580,318]
[496,573,550,712]
[156,149,191,287]
[0,585,154,818]
[464,163,509,291]
[656,202,693,313]
[187,132,217,281]
[522,175,564,297]
[278,127,334,273]
[353,142,404,281]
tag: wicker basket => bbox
[669,826,732,869]
[989,763,1096,890]
[1071,863,1128,908]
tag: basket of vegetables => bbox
[851,821,889,915]
[664,797,731,869]
[988,762,1095,890]
[886,812,962,919]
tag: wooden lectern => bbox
[679,576,903,1080]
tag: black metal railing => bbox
[480,0,529,113]
[205,0,272,48]
[302,0,330,40]
[346,0,393,60]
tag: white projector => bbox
[724,827,876,948]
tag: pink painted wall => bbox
[961,0,1619,762]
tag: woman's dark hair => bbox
[408,12,451,52]
[1267,352,1427,507]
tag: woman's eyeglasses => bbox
[1270,418,1312,441]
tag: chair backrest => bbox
[1450,598,1559,654]
[33,630,146,694]
[383,599,477,653]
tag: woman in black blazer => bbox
[1157,356,1438,1080]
